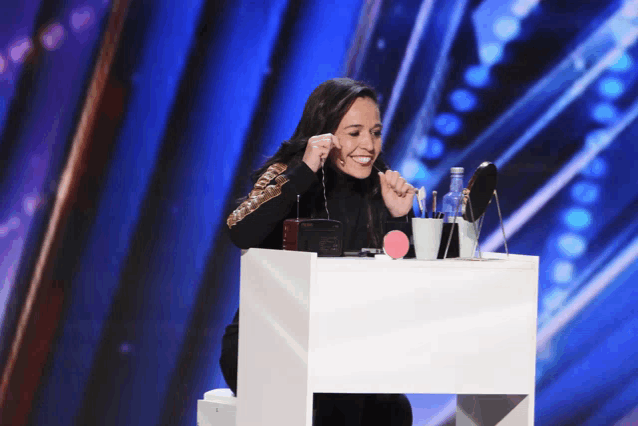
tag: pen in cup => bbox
[419,188,426,218]
[432,191,437,218]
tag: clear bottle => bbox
[441,167,465,223]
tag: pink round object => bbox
[383,230,410,259]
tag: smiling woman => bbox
[221,78,415,426]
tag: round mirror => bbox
[463,162,497,223]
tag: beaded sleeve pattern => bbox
[226,163,289,229]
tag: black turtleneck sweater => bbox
[326,166,372,251]
[226,160,392,252]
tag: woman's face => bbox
[330,96,383,179]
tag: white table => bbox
[235,249,538,425]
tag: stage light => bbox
[119,342,132,355]
[414,136,427,157]
[552,260,574,284]
[7,217,20,230]
[511,0,539,18]
[591,102,618,124]
[414,136,445,159]
[377,38,386,50]
[8,37,33,63]
[464,65,490,88]
[423,137,445,160]
[493,16,521,41]
[570,182,600,204]
[573,55,586,71]
[621,1,638,18]
[70,6,95,32]
[449,89,477,112]
[598,77,625,99]
[433,113,462,136]
[479,43,504,65]
[581,157,608,178]
[23,195,41,216]
[563,208,593,230]
[557,233,587,258]
[585,129,610,150]
[543,287,569,310]
[609,52,633,72]
[0,216,21,237]
[41,23,65,51]
[400,159,429,181]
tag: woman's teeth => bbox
[352,157,372,165]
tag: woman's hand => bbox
[379,170,416,217]
[302,134,341,173]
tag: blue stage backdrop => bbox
[0,1,637,425]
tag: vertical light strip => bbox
[482,94,638,252]
[382,0,436,132]
[344,0,384,78]
[537,234,638,350]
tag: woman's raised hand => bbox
[379,170,417,218]
[302,134,342,173]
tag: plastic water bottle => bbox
[441,167,464,223]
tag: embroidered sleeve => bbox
[227,163,289,228]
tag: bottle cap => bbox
[451,167,464,174]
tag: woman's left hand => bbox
[379,170,417,217]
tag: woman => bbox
[221,78,415,426]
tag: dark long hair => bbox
[251,78,390,248]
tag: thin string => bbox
[322,162,329,220]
